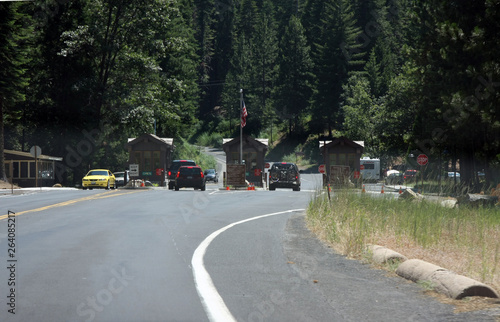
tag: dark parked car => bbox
[403,169,417,182]
[269,162,301,191]
[175,166,206,191]
[204,169,218,183]
[385,172,403,185]
[167,160,196,189]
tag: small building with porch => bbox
[3,149,63,187]
[319,137,364,186]
[126,134,174,185]
[222,135,269,186]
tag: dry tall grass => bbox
[306,191,500,294]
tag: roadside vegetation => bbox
[307,190,500,294]
[173,138,217,171]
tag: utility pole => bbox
[239,89,243,165]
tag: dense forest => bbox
[1,0,499,191]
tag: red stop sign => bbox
[318,164,326,174]
[156,168,164,176]
[417,154,428,166]
[254,168,262,176]
[265,163,271,169]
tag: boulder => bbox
[398,188,423,201]
[457,194,498,207]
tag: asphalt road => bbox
[0,176,498,321]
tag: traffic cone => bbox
[328,184,331,192]
[362,184,366,193]
[399,186,402,194]
[226,186,230,190]
[141,180,145,187]
[381,185,384,194]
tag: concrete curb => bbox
[367,244,408,264]
[395,259,499,299]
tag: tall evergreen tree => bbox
[309,0,366,136]
[273,15,314,135]
[410,0,500,190]
[24,0,199,184]
[0,2,31,181]
[250,0,278,133]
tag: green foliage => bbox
[196,132,223,148]
[2,0,500,192]
[273,16,314,135]
[308,0,366,136]
[173,138,217,170]
[0,2,31,180]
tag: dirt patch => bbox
[0,180,20,189]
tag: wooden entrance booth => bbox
[319,137,364,187]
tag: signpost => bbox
[417,154,428,193]
[30,146,42,188]
[129,164,139,177]
[417,154,428,166]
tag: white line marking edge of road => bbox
[191,208,306,322]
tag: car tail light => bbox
[200,171,204,178]
[176,172,180,178]
[168,171,172,176]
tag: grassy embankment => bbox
[174,138,217,170]
[307,190,500,294]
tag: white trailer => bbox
[360,157,380,181]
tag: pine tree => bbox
[410,0,500,190]
[309,0,366,136]
[273,16,314,135]
[251,0,278,134]
[0,2,31,181]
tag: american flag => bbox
[241,100,248,128]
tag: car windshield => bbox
[114,173,124,178]
[87,170,108,176]
[205,169,215,174]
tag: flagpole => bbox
[239,88,243,165]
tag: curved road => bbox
[0,175,497,321]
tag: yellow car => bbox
[82,169,116,190]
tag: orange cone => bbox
[362,184,366,193]
[399,186,402,194]
[381,185,384,194]
[141,180,145,187]
[226,186,230,190]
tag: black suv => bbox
[167,160,196,189]
[269,162,301,191]
[174,166,206,191]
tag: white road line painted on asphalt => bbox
[191,208,306,322]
